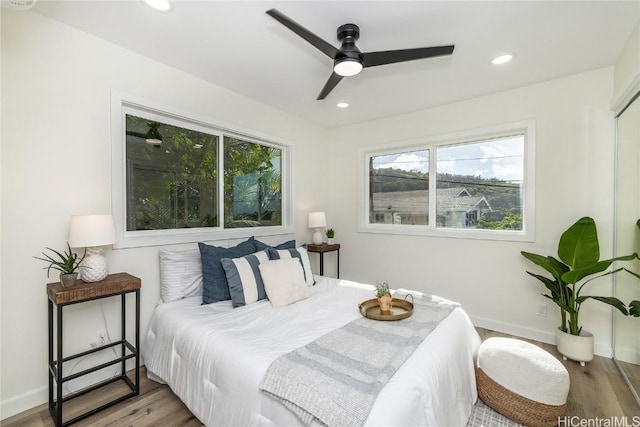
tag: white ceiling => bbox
[30,1,639,128]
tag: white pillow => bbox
[259,259,310,308]
[159,248,203,303]
[267,246,314,286]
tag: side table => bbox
[306,243,340,278]
[47,272,141,426]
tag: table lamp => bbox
[308,212,327,245]
[68,214,117,282]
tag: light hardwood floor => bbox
[3,329,639,426]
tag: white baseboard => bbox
[0,386,47,421]
[614,346,640,364]
[470,315,613,358]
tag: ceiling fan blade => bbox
[317,72,344,100]
[267,9,341,59]
[362,45,455,68]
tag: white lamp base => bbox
[312,229,323,245]
[80,247,109,282]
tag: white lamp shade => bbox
[308,212,327,228]
[68,214,117,248]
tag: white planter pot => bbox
[556,328,594,366]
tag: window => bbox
[369,149,429,226]
[126,114,219,231]
[112,94,291,248]
[359,121,535,241]
[223,136,282,228]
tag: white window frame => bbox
[111,91,293,248]
[358,120,536,242]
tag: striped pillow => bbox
[221,250,270,308]
[267,246,314,286]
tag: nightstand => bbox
[47,272,141,426]
[306,243,340,278]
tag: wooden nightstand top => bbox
[47,272,141,305]
[306,243,340,253]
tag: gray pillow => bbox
[254,239,295,251]
[199,237,256,304]
[221,250,270,308]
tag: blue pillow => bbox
[199,237,256,304]
[254,239,295,251]
[267,246,315,286]
[221,250,270,308]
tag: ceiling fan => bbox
[266,8,455,100]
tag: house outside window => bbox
[358,120,535,241]
[112,95,291,248]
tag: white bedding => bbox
[143,276,481,426]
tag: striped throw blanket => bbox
[259,293,459,427]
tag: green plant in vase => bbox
[375,281,393,315]
[521,216,640,364]
[326,228,335,244]
[34,243,86,287]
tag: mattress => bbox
[143,276,481,426]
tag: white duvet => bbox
[143,276,481,426]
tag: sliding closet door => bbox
[614,92,640,405]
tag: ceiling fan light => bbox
[144,122,163,145]
[334,59,363,77]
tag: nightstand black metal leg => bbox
[135,289,140,394]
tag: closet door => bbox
[614,92,640,405]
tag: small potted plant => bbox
[375,281,393,315]
[326,228,335,244]
[34,243,86,287]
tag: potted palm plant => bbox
[521,217,640,365]
[34,243,86,287]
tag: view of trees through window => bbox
[125,114,282,232]
[370,150,429,225]
[224,137,282,228]
[368,134,525,231]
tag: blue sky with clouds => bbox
[373,136,524,182]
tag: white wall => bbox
[0,10,329,418]
[614,22,640,110]
[328,67,617,354]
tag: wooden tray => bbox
[359,296,414,321]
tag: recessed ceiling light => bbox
[491,54,513,65]
[142,0,173,13]
[337,102,350,109]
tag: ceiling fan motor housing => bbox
[336,23,362,62]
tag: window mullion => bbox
[428,146,436,230]
[218,133,226,229]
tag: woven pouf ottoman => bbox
[476,337,570,427]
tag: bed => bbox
[143,271,481,426]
